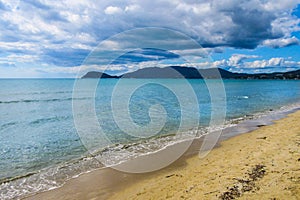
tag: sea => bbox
[0,78,299,199]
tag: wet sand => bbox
[26,111,300,200]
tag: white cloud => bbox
[125,4,140,12]
[100,40,121,50]
[6,54,39,63]
[241,57,299,69]
[263,37,300,48]
[268,57,284,66]
[228,54,259,66]
[0,41,38,51]
[104,6,122,15]
[186,55,300,72]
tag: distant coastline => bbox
[82,66,300,79]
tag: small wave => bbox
[0,97,91,104]
[0,172,37,185]
[0,122,17,130]
[237,95,249,100]
[0,155,103,200]
[29,116,70,125]
[1,91,73,96]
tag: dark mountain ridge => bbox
[81,66,300,80]
[81,71,119,79]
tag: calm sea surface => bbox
[0,79,299,199]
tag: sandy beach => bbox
[26,110,300,200]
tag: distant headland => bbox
[82,66,300,79]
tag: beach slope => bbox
[110,111,300,200]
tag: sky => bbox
[0,0,300,78]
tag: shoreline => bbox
[108,110,300,199]
[24,107,300,200]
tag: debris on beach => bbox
[219,164,266,200]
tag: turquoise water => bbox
[0,79,299,199]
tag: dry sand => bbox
[27,111,300,200]
[109,111,300,200]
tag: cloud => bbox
[218,56,300,73]
[104,6,122,15]
[0,62,16,68]
[214,3,276,48]
[0,0,299,77]
[182,54,300,73]
[0,41,37,52]
[241,57,299,69]
[111,48,180,64]
[82,28,208,66]
[228,54,259,66]
[42,48,90,67]
[125,4,140,12]
[1,1,299,47]
[263,37,300,48]
[4,54,39,63]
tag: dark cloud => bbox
[111,48,180,64]
[225,7,277,48]
[42,49,90,67]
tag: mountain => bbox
[81,71,119,79]
[81,67,300,79]
[121,66,201,78]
